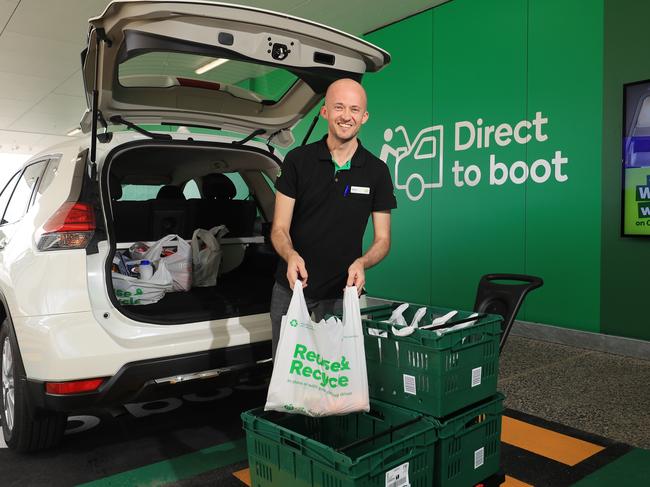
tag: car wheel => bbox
[1,318,67,452]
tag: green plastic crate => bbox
[361,303,502,417]
[242,400,437,487]
[433,393,504,487]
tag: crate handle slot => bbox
[373,445,429,472]
[336,416,422,453]
[366,409,386,421]
[439,411,501,439]
[281,437,303,452]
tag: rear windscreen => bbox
[118,51,298,103]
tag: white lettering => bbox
[533,111,549,142]
[514,120,532,144]
[455,121,475,151]
[510,161,529,184]
[489,154,509,185]
[465,165,481,186]
[530,158,552,183]
[453,160,465,187]
[551,150,569,182]
[495,123,512,146]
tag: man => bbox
[270,78,397,356]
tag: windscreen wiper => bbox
[110,115,172,141]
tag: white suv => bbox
[0,0,388,452]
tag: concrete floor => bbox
[499,335,650,449]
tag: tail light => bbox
[37,202,95,251]
[45,378,105,395]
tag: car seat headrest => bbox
[202,173,236,200]
[156,185,186,200]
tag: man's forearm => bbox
[357,237,390,269]
[271,227,297,262]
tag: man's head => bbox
[320,78,369,144]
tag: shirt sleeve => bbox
[372,162,397,211]
[274,150,298,198]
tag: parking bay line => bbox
[78,438,247,487]
[501,416,605,466]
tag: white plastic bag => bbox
[191,225,228,287]
[112,259,173,305]
[144,234,192,292]
[264,281,369,417]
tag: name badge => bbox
[350,186,370,195]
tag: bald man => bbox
[270,78,397,356]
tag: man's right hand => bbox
[287,251,308,288]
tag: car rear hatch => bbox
[80,0,390,146]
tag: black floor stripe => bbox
[501,410,635,487]
[504,408,622,448]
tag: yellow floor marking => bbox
[502,474,534,486]
[502,416,605,466]
[233,467,251,486]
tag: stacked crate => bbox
[361,303,505,487]
[242,400,438,487]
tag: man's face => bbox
[321,81,369,143]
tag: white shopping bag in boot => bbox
[264,281,369,416]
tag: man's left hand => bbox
[346,259,365,295]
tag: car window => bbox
[0,171,21,225]
[119,52,298,103]
[227,172,249,200]
[2,160,48,225]
[120,184,165,201]
[37,156,61,196]
[183,179,200,199]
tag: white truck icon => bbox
[380,124,444,201]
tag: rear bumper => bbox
[25,340,272,413]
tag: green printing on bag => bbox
[115,288,143,305]
[289,343,351,388]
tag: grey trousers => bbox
[270,282,343,358]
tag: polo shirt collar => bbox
[317,134,367,167]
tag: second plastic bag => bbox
[191,225,228,287]
[264,281,369,417]
[143,234,192,292]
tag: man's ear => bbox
[320,104,327,119]
[361,111,369,125]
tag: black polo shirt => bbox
[274,136,397,299]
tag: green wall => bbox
[601,0,650,340]
[361,0,604,333]
[290,0,648,341]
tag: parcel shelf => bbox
[432,393,504,487]
[360,303,502,417]
[241,399,437,487]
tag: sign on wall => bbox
[379,112,570,201]
[622,79,650,237]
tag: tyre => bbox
[1,318,67,452]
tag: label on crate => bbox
[385,461,410,487]
[474,447,485,469]
[471,366,482,387]
[403,374,417,395]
